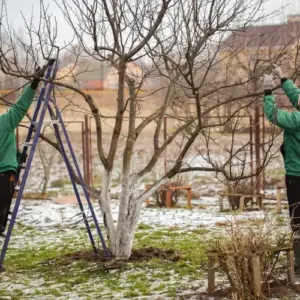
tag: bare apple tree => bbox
[0,0,293,258]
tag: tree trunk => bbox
[224,103,232,133]
[41,160,52,196]
[41,174,49,197]
[113,202,142,258]
[98,170,117,253]
[113,179,142,258]
[113,225,135,258]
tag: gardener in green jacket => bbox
[0,68,44,237]
[263,64,300,270]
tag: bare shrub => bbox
[225,180,255,210]
[208,217,291,299]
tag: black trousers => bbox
[286,175,300,233]
[0,171,15,234]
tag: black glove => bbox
[30,65,47,90]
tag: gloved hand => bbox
[272,64,284,79]
[263,74,274,91]
[30,65,47,90]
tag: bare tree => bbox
[38,143,57,197]
[0,0,295,258]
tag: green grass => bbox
[266,169,285,179]
[191,228,210,235]
[50,177,72,188]
[0,224,210,299]
[137,223,153,230]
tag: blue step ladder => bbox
[0,59,109,270]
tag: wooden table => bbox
[219,193,264,211]
[145,184,193,209]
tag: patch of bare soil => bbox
[268,280,300,299]
[129,247,181,262]
[180,281,300,300]
[176,289,229,300]
[54,247,182,268]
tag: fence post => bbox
[208,254,216,294]
[219,195,224,212]
[286,249,295,284]
[166,190,172,208]
[89,116,93,186]
[276,186,282,214]
[239,196,245,211]
[82,121,87,183]
[252,254,261,297]
[187,188,192,209]
[164,116,167,175]
[250,115,254,191]
[262,113,266,194]
[84,115,92,186]
[255,104,261,195]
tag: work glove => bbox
[30,65,47,90]
[272,64,284,79]
[262,74,274,91]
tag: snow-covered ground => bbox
[0,198,295,300]
[15,197,273,229]
[4,133,289,299]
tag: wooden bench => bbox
[219,193,264,211]
[207,245,294,297]
[145,184,193,209]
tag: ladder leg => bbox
[47,105,98,254]
[0,66,56,268]
[15,63,56,183]
[54,105,109,257]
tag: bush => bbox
[51,179,65,188]
[208,216,291,299]
[224,180,255,210]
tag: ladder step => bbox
[31,121,38,128]
[49,120,60,125]
[22,142,33,147]
[32,120,60,126]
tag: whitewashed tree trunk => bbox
[98,170,117,253]
[106,176,168,258]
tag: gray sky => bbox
[5,0,300,47]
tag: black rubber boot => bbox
[293,240,300,274]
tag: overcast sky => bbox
[5,0,300,47]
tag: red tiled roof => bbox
[221,21,300,50]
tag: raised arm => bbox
[0,65,45,131]
[264,93,300,131]
[272,64,300,110]
[0,87,36,131]
[281,78,300,110]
